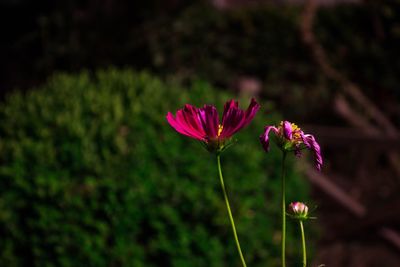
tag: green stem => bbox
[216,154,247,267]
[281,152,287,267]
[300,221,307,267]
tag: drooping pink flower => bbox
[167,98,260,151]
[259,121,323,170]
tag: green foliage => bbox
[0,69,310,266]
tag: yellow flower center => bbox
[279,121,302,141]
[218,125,224,136]
[291,123,299,131]
[291,123,302,139]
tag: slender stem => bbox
[299,221,307,267]
[216,154,247,267]
[281,152,287,267]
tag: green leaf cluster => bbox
[0,69,309,266]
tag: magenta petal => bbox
[198,105,219,139]
[166,112,188,136]
[220,98,260,138]
[222,99,239,126]
[180,105,205,135]
[259,126,278,152]
[166,112,204,140]
[220,107,245,138]
[220,99,239,137]
[242,98,261,128]
[283,121,293,140]
[166,104,206,141]
[302,134,323,171]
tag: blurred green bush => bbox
[0,69,310,266]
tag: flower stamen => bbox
[218,124,224,137]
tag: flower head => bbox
[167,98,260,152]
[288,202,309,221]
[259,120,323,170]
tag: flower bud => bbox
[288,202,309,220]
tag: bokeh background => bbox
[0,0,400,266]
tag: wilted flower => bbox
[259,121,323,170]
[288,202,309,220]
[167,98,260,152]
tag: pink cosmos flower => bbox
[166,98,260,151]
[260,121,323,170]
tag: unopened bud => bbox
[288,202,309,220]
